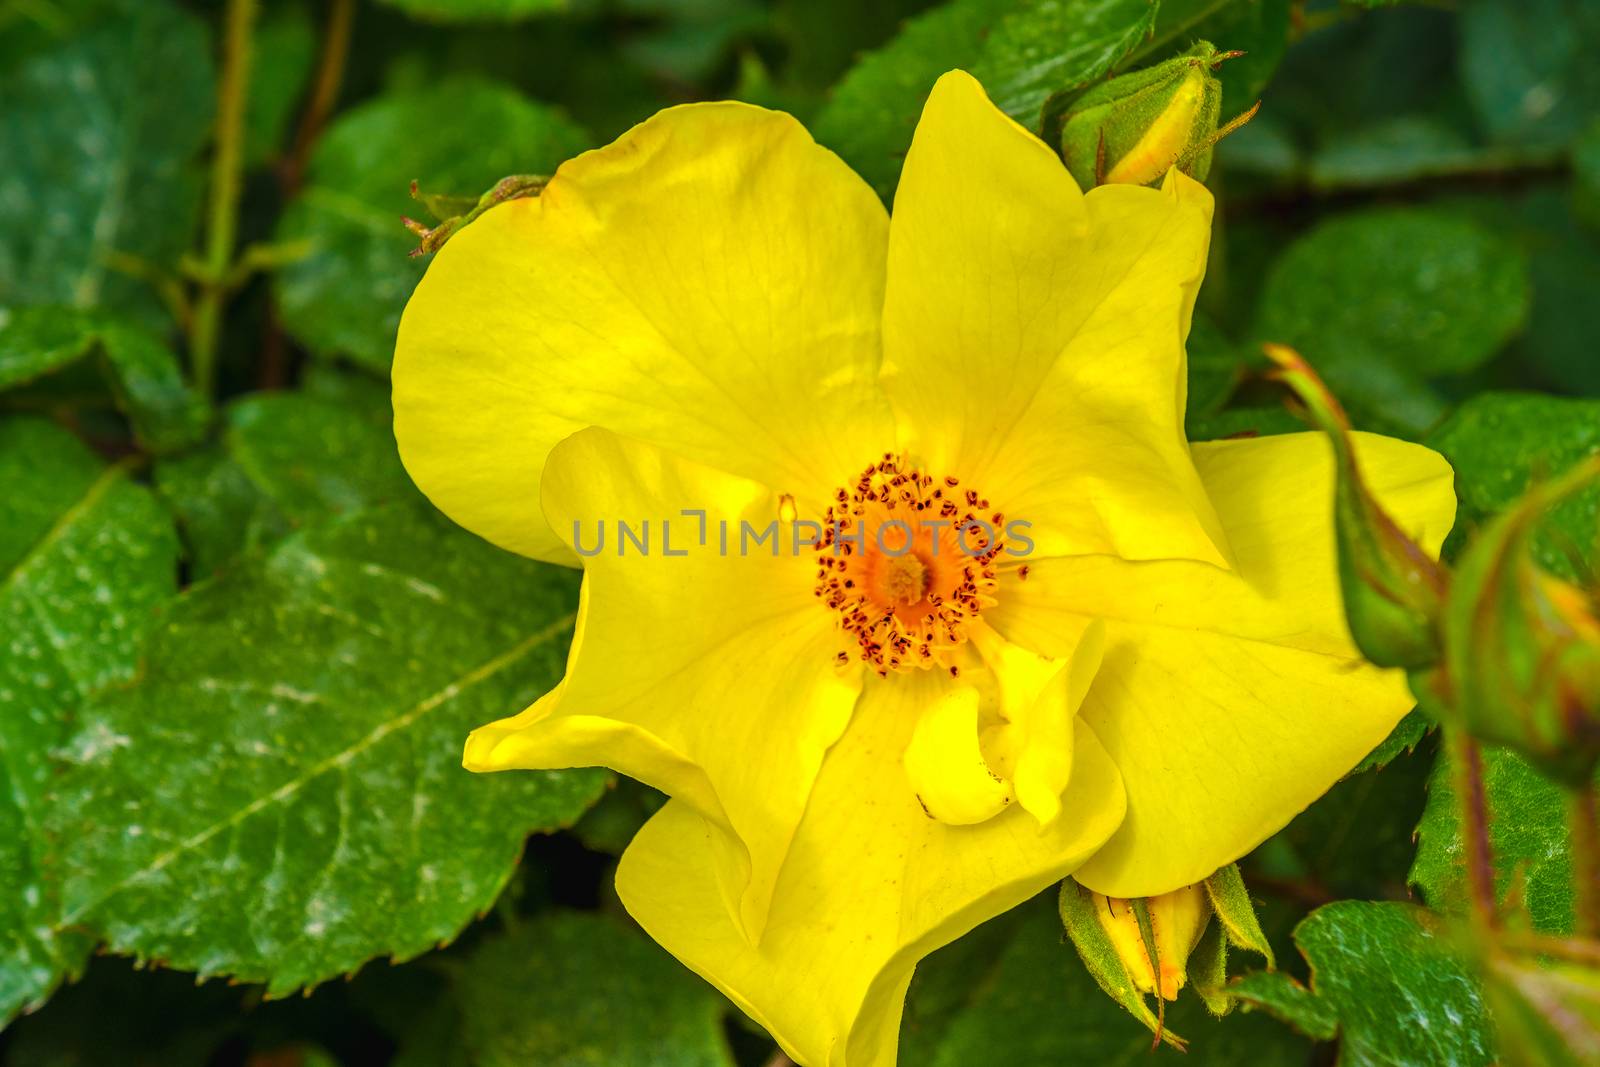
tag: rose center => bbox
[813,454,1006,676]
[881,553,930,605]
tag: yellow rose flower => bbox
[392,70,1455,1066]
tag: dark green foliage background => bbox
[2,0,1598,1064]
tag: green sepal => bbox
[1188,921,1232,1017]
[403,174,549,256]
[1267,344,1449,671]
[1057,881,1187,1049]
[1203,863,1276,969]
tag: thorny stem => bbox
[282,0,355,194]
[1503,930,1600,966]
[1225,149,1568,211]
[1448,727,1498,932]
[189,0,258,398]
[261,0,355,390]
[1567,778,1600,939]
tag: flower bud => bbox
[1095,885,1211,1000]
[1443,457,1600,786]
[1060,866,1275,1042]
[1055,41,1259,188]
[1266,344,1449,670]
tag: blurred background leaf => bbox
[44,502,606,994]
[274,80,592,373]
[0,0,213,332]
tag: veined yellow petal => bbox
[1010,621,1104,826]
[903,685,1013,824]
[881,70,1228,566]
[967,618,1106,826]
[464,428,862,942]
[987,431,1456,897]
[616,669,1126,1067]
[394,101,894,564]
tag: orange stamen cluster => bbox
[814,454,1005,675]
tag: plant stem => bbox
[1448,727,1498,932]
[282,0,355,194]
[760,1052,794,1067]
[189,0,258,399]
[260,0,354,390]
[1567,778,1600,938]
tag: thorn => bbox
[1201,99,1262,151]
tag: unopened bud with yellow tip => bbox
[1058,865,1275,1045]
[1266,343,1449,671]
[1054,41,1260,188]
[1095,885,1210,1000]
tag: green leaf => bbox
[1253,208,1531,435]
[569,778,666,856]
[1438,187,1600,400]
[1353,707,1433,774]
[1458,0,1600,147]
[969,0,1162,125]
[1184,316,1253,434]
[1307,116,1485,191]
[274,79,591,372]
[45,500,607,994]
[814,0,1230,201]
[1577,121,1600,228]
[374,0,565,21]
[811,0,1015,201]
[0,417,180,1024]
[1412,745,1588,936]
[1186,407,1305,441]
[0,0,214,331]
[1507,190,1600,397]
[903,893,1311,1065]
[1427,392,1600,578]
[155,382,412,575]
[0,306,208,453]
[1231,901,1495,1065]
[448,912,735,1066]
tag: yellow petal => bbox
[394,101,894,563]
[966,618,1106,826]
[464,428,862,942]
[903,685,1013,824]
[987,431,1456,897]
[615,669,1127,1067]
[1009,621,1104,826]
[881,70,1228,565]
